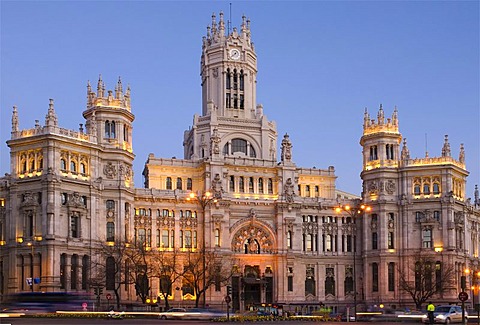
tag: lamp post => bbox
[26,236,42,292]
[187,190,217,307]
[335,202,371,322]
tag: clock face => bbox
[229,49,240,60]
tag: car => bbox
[182,308,227,320]
[158,308,187,320]
[422,305,466,324]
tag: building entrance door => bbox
[243,282,261,308]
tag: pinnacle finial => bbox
[441,134,451,157]
[459,143,465,164]
[45,98,58,127]
[401,138,410,160]
[12,105,19,132]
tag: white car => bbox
[422,305,466,324]
[158,308,187,320]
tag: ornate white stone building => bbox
[0,12,479,314]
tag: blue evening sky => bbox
[1,0,479,197]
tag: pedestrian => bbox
[427,302,435,324]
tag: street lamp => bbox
[26,236,42,292]
[186,190,217,307]
[335,202,371,322]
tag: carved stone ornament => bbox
[232,225,274,254]
[385,180,395,194]
[21,192,39,207]
[103,162,116,179]
[284,178,295,203]
[368,181,378,195]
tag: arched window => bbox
[80,162,86,174]
[344,267,353,294]
[82,255,89,290]
[166,177,172,190]
[233,69,238,90]
[106,256,115,290]
[226,69,231,90]
[372,263,379,292]
[71,255,78,290]
[187,178,192,190]
[388,262,395,291]
[229,176,235,192]
[305,266,315,296]
[268,178,273,194]
[176,177,182,190]
[258,178,264,193]
[70,161,77,172]
[325,268,335,296]
[239,70,244,91]
[110,121,116,138]
[239,177,244,193]
[60,254,66,289]
[123,125,129,142]
[433,183,440,195]
[232,139,247,155]
[29,159,35,172]
[414,184,421,195]
[249,177,254,193]
[60,159,67,170]
[435,261,442,290]
[423,183,430,195]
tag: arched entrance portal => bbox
[230,210,276,312]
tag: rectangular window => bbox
[288,276,293,292]
[106,222,115,241]
[249,177,254,193]
[230,176,235,192]
[315,186,319,197]
[325,234,332,252]
[258,178,264,193]
[239,177,244,193]
[422,229,432,248]
[71,215,79,238]
[305,185,310,197]
[372,232,378,250]
[185,230,192,248]
[106,200,115,210]
[162,230,169,248]
[388,262,395,291]
[388,232,394,249]
[434,211,441,221]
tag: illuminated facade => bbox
[0,12,479,313]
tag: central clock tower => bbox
[184,12,277,162]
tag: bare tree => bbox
[183,249,236,307]
[150,248,185,310]
[91,240,159,307]
[90,241,132,309]
[398,253,456,309]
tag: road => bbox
[0,318,426,325]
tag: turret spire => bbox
[377,104,385,125]
[45,98,58,126]
[441,135,451,157]
[97,74,104,97]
